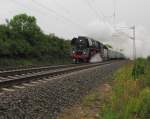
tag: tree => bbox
[0,13,71,64]
[0,24,10,40]
[9,13,43,45]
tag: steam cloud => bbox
[90,53,102,63]
[87,20,150,59]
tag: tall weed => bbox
[100,58,150,119]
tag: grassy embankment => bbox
[99,58,150,119]
[58,58,150,119]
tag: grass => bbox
[99,58,150,119]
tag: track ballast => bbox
[0,61,115,90]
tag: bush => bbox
[132,64,145,79]
[139,88,150,119]
[132,58,146,79]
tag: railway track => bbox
[0,63,74,71]
[0,64,81,77]
[0,61,114,90]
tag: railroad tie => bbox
[2,88,15,92]
[13,85,25,89]
[22,83,35,87]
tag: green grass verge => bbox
[99,58,150,119]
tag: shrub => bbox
[139,88,150,119]
[132,64,145,79]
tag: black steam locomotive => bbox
[71,36,124,63]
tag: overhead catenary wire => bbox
[9,0,69,31]
[83,0,109,26]
[51,0,70,15]
[32,0,89,34]
[91,0,115,24]
[50,0,89,32]
[10,0,89,35]
[91,0,119,27]
[85,0,103,21]
[10,0,118,36]
[9,0,44,15]
[88,0,106,19]
[10,0,69,28]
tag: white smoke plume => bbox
[87,20,150,59]
[90,53,102,63]
[87,20,114,42]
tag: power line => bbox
[50,0,92,34]
[83,0,109,26]
[51,0,70,15]
[32,0,89,34]
[10,0,89,34]
[10,0,44,15]
[85,0,103,21]
[88,0,106,18]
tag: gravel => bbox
[0,61,126,119]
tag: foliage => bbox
[99,58,150,119]
[0,14,71,66]
[132,58,146,79]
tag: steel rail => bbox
[0,61,113,88]
[0,63,87,77]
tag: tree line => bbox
[0,14,71,64]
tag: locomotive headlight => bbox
[83,49,88,55]
[72,50,75,54]
[83,51,86,55]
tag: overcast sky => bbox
[0,0,150,58]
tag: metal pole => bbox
[132,26,136,80]
[113,0,116,29]
[133,26,136,60]
[115,26,137,79]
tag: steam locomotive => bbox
[71,36,124,63]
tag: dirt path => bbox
[57,82,112,119]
